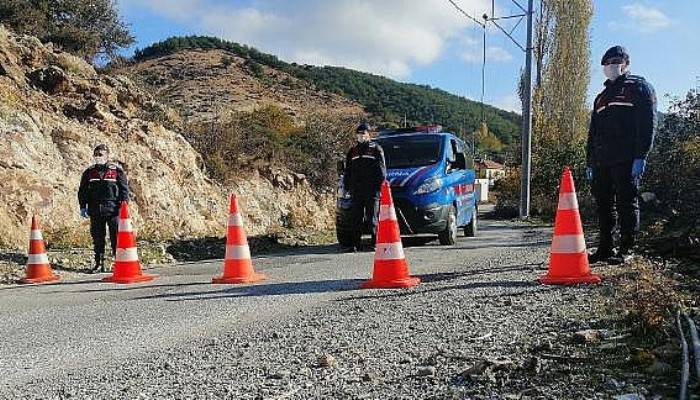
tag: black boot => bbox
[616,235,636,263]
[588,246,614,264]
[91,254,103,274]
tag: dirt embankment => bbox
[0,26,335,255]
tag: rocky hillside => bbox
[127,49,363,121]
[0,26,333,249]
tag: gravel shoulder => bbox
[0,215,665,399]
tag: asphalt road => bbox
[0,211,555,397]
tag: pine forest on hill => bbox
[132,35,522,150]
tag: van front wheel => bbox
[438,206,457,245]
[464,206,478,237]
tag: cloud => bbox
[492,93,521,113]
[610,3,672,33]
[118,0,493,79]
[459,37,513,64]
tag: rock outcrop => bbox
[0,26,333,249]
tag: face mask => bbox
[357,133,369,143]
[603,63,624,81]
[94,155,108,165]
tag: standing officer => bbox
[586,45,656,263]
[343,123,387,252]
[78,144,130,273]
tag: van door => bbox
[453,139,476,227]
[443,138,470,226]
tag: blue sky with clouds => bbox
[116,0,699,112]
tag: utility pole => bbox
[520,0,534,219]
[449,0,535,217]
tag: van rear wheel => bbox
[438,206,457,245]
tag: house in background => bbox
[475,159,506,187]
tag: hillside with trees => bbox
[132,35,522,148]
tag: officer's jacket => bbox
[587,74,657,167]
[343,141,387,196]
[78,163,129,217]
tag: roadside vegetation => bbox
[184,105,359,190]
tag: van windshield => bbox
[375,135,442,169]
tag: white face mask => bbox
[603,63,624,81]
[94,155,108,165]
[357,133,369,143]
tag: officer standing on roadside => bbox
[78,144,130,273]
[343,123,387,252]
[586,45,656,263]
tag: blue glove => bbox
[631,159,646,178]
[586,167,593,182]
[80,207,89,219]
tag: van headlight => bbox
[414,178,442,195]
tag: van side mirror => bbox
[337,160,346,176]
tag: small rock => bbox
[268,370,291,380]
[603,378,623,391]
[573,329,602,344]
[615,395,643,400]
[523,356,541,373]
[317,354,337,368]
[361,372,376,383]
[417,366,436,377]
[532,341,553,352]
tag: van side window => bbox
[451,139,467,170]
[446,139,456,163]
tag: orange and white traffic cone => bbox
[102,202,156,284]
[539,167,601,285]
[19,216,60,284]
[362,180,420,289]
[212,194,266,284]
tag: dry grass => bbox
[53,52,96,77]
[616,259,681,335]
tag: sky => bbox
[116,0,700,113]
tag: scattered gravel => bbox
[0,219,666,399]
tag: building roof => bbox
[476,160,505,170]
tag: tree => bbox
[475,122,505,156]
[0,0,133,61]
[532,0,592,143]
[525,0,594,217]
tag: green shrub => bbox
[0,0,133,61]
[642,87,700,255]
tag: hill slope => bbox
[128,48,362,121]
[132,36,521,145]
[0,27,334,249]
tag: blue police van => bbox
[336,125,477,247]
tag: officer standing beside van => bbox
[343,123,386,252]
[586,45,656,264]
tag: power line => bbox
[446,0,485,28]
[447,0,535,218]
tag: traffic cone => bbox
[19,216,60,284]
[102,202,156,284]
[212,194,266,284]
[539,167,601,285]
[362,181,420,289]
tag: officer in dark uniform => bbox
[78,144,130,273]
[343,123,387,252]
[586,46,656,263]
